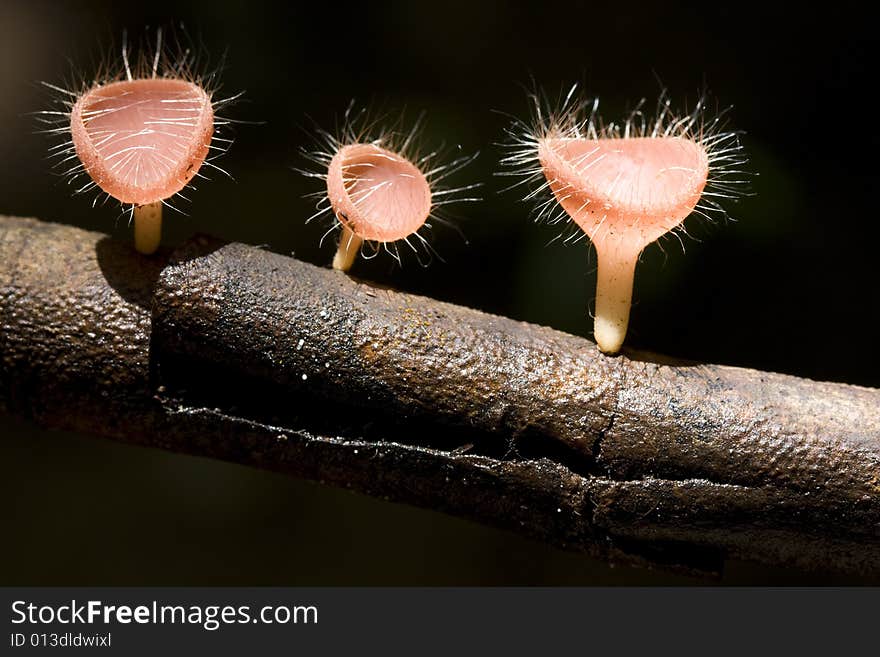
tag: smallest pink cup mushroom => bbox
[300,109,479,272]
[326,142,433,271]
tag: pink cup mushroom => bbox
[326,142,433,271]
[41,29,236,255]
[299,107,479,271]
[502,86,748,354]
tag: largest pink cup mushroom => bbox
[538,136,709,353]
[503,88,747,354]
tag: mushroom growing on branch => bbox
[502,86,748,353]
[298,106,479,271]
[40,29,238,255]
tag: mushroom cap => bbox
[70,78,214,206]
[326,143,432,243]
[538,136,709,252]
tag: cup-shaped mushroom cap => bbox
[538,136,709,253]
[326,143,432,243]
[70,78,214,206]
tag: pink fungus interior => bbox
[326,143,432,243]
[538,136,709,252]
[70,78,213,206]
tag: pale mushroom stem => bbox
[133,201,163,255]
[332,225,363,272]
[593,247,640,355]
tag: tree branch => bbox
[2,214,879,577]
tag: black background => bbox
[1,0,877,584]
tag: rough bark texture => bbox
[2,214,879,577]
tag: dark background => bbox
[1,0,877,584]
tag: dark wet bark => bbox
[2,214,879,577]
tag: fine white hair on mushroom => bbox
[296,101,481,268]
[498,83,751,252]
[33,26,243,228]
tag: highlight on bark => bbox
[500,84,749,354]
[36,28,240,255]
[297,104,480,272]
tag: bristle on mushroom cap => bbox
[537,136,709,251]
[326,143,432,243]
[70,78,213,206]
